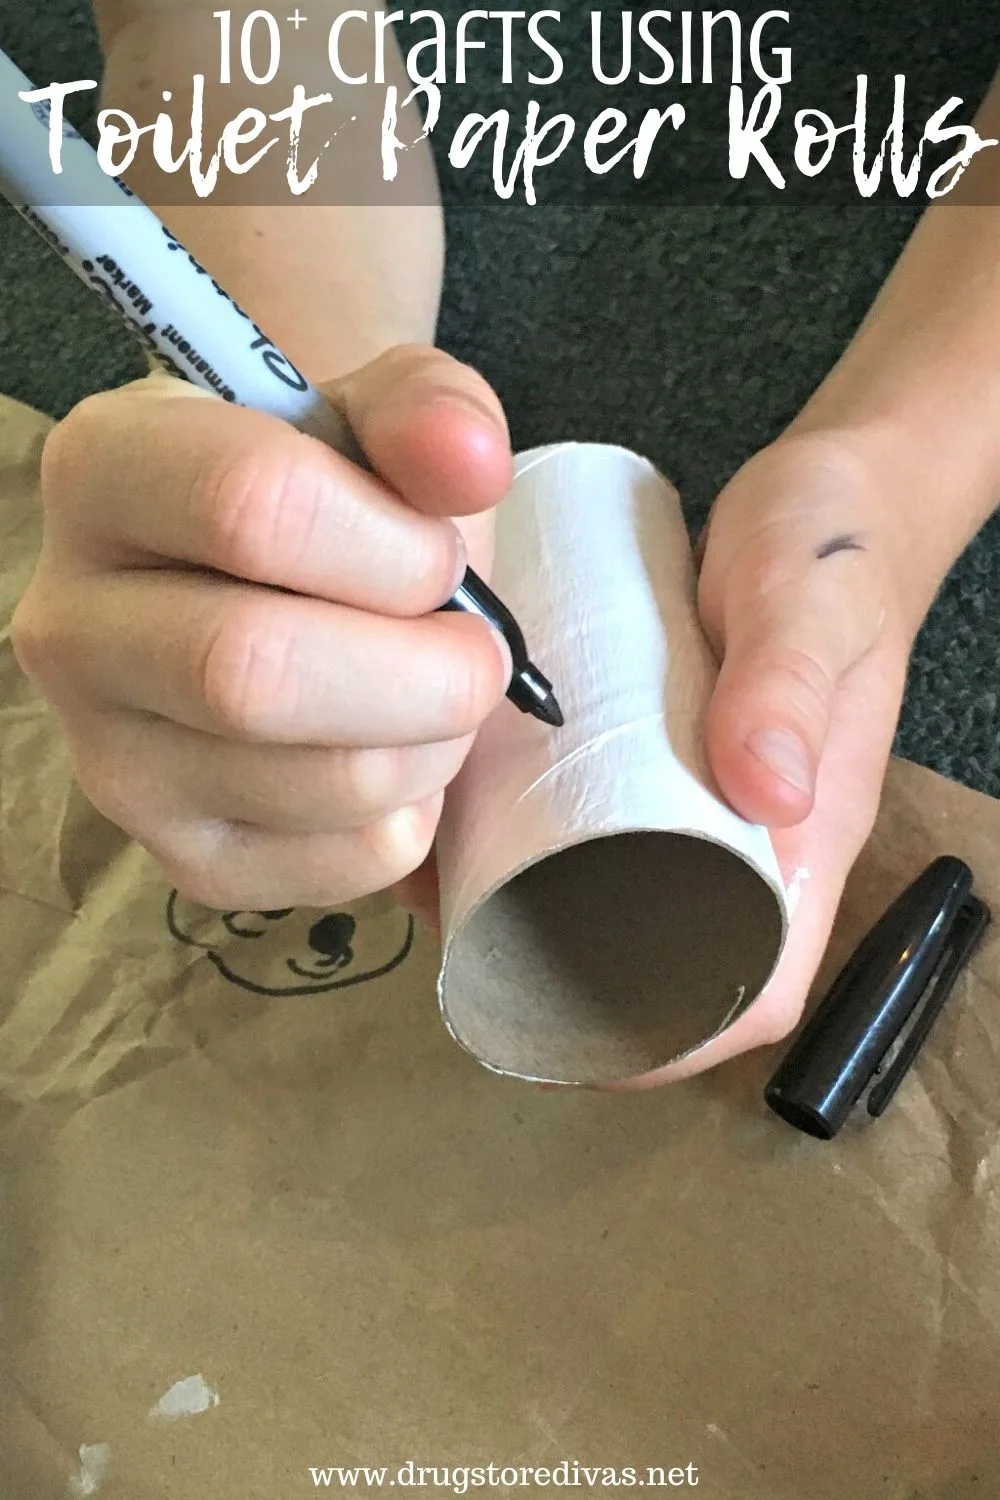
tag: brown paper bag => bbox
[3,397,1000,1500]
[1,759,1000,1500]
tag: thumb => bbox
[327,344,513,520]
[699,446,891,828]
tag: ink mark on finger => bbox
[815,534,865,561]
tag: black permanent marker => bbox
[0,49,563,728]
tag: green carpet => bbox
[3,2,1000,797]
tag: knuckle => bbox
[340,746,402,823]
[195,445,319,581]
[408,527,463,612]
[371,801,439,885]
[162,855,242,913]
[10,587,70,688]
[735,536,803,606]
[69,735,246,913]
[339,742,468,827]
[435,632,505,735]
[749,977,812,1048]
[73,747,140,835]
[39,395,112,508]
[153,825,252,912]
[198,602,298,738]
[68,716,165,842]
[9,594,47,681]
[772,645,835,719]
[756,1005,804,1049]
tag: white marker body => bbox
[0,49,344,446]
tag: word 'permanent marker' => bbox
[0,50,564,728]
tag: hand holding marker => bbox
[0,50,563,729]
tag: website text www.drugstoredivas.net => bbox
[308,1459,702,1490]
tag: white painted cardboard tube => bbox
[435,444,788,1085]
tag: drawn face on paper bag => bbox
[165,892,415,997]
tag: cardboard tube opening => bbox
[436,442,789,1085]
[442,830,784,1085]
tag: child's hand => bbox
[11,348,514,911]
[617,430,926,1087]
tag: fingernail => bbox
[423,388,508,439]
[745,729,813,795]
[449,391,509,438]
[449,528,469,594]
[490,624,513,685]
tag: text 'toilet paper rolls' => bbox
[435,444,789,1086]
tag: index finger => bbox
[42,383,467,618]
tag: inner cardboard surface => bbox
[443,830,784,1083]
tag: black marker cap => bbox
[765,856,987,1140]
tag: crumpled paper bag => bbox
[3,397,1000,1499]
[3,752,1000,1499]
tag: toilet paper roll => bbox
[435,443,789,1085]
